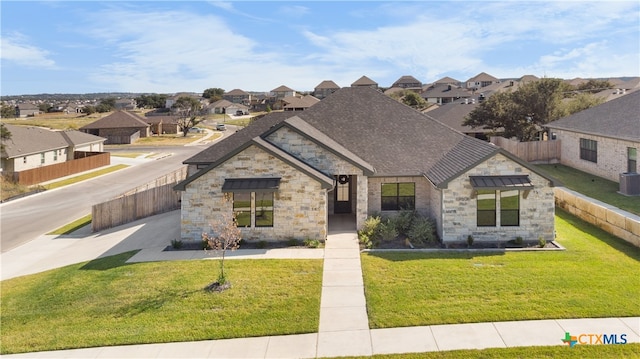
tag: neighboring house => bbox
[425,97,495,140]
[114,98,137,110]
[432,76,463,88]
[351,75,378,89]
[175,87,556,245]
[206,100,249,115]
[271,86,297,100]
[223,89,252,105]
[466,72,500,90]
[282,95,320,111]
[1,124,105,173]
[165,93,201,109]
[421,84,472,105]
[80,111,151,144]
[144,115,180,135]
[391,75,422,91]
[15,103,40,118]
[545,90,640,184]
[313,80,341,99]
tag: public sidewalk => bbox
[2,213,639,358]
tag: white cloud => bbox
[0,34,56,68]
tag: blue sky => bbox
[1,1,639,95]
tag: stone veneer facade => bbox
[439,153,555,243]
[180,144,328,241]
[554,129,639,182]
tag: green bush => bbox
[514,236,524,245]
[256,240,268,249]
[171,238,183,249]
[286,238,301,247]
[391,210,417,235]
[359,216,381,239]
[377,219,399,242]
[407,216,436,246]
[538,236,547,248]
[466,235,474,248]
[304,239,320,248]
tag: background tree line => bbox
[464,78,610,141]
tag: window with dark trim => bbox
[255,192,274,227]
[500,190,520,226]
[381,182,415,210]
[233,192,274,228]
[477,190,496,226]
[477,189,521,227]
[580,138,597,163]
[233,192,251,227]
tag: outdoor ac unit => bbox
[619,172,640,196]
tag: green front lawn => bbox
[362,209,640,328]
[0,252,323,354]
[535,164,640,215]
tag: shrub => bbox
[359,216,381,239]
[377,219,399,242]
[538,236,547,248]
[407,216,436,246]
[171,238,183,249]
[466,235,474,248]
[286,238,301,247]
[514,236,524,245]
[256,240,268,249]
[392,210,417,235]
[304,239,321,248]
[200,238,211,250]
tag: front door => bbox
[334,175,352,214]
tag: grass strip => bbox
[362,209,640,328]
[353,343,640,358]
[42,164,129,190]
[0,253,323,354]
[46,214,92,235]
[110,152,143,158]
[536,164,640,215]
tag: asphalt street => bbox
[0,145,204,253]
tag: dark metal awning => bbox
[470,175,533,190]
[221,178,281,193]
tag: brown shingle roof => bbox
[183,87,502,186]
[351,76,378,87]
[80,111,150,130]
[315,80,340,90]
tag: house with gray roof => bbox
[79,111,150,144]
[313,80,341,99]
[466,72,500,90]
[545,90,640,185]
[175,87,556,245]
[1,124,105,175]
[351,75,378,89]
[282,95,320,111]
[391,75,422,90]
[223,89,252,105]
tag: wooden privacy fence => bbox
[490,136,561,163]
[91,166,187,232]
[9,152,110,186]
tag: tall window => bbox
[628,147,637,173]
[40,153,45,164]
[381,183,415,210]
[500,190,520,226]
[233,192,274,228]
[476,190,496,226]
[255,192,274,227]
[233,193,251,227]
[580,138,597,163]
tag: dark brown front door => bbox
[334,175,352,214]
